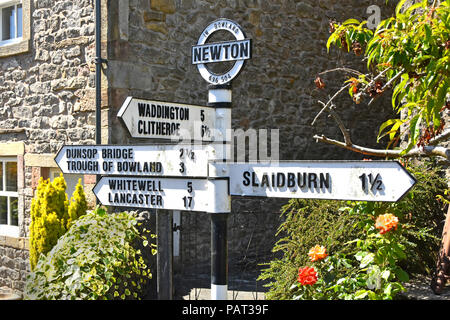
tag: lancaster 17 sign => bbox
[55,144,212,177]
[93,176,230,213]
[210,161,417,202]
[117,97,215,141]
[193,18,252,85]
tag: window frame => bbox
[0,157,19,238]
[0,0,28,58]
[0,0,23,46]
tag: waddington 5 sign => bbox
[117,97,215,141]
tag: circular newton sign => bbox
[192,19,252,85]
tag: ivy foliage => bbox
[327,0,449,153]
[259,161,448,300]
[24,207,156,300]
[29,175,87,270]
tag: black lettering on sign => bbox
[241,170,332,191]
[67,160,99,172]
[138,103,189,121]
[320,173,331,189]
[102,148,134,159]
[66,148,98,159]
[193,47,202,63]
[252,171,259,187]
[260,173,269,188]
[276,172,285,188]
[108,192,163,206]
[308,173,318,189]
[242,171,251,186]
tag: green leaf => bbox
[326,33,338,52]
[377,119,403,142]
[396,0,408,16]
[354,290,369,299]
[394,267,409,282]
[343,18,360,26]
[409,113,423,145]
[360,253,375,268]
[381,269,391,281]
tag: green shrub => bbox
[29,175,87,270]
[259,161,448,300]
[24,207,156,300]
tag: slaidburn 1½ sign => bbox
[55,144,212,177]
[117,97,215,141]
[192,18,252,84]
[209,161,417,202]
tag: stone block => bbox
[150,0,176,14]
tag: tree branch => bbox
[428,129,450,146]
[319,68,363,76]
[318,101,353,146]
[368,69,405,106]
[311,83,350,126]
[313,134,450,160]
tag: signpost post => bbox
[192,18,252,300]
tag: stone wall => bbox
[0,236,29,294]
[0,0,97,295]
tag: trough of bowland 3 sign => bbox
[117,97,215,141]
[55,144,213,177]
[210,161,417,202]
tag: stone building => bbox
[0,0,401,297]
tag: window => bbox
[0,0,22,45]
[0,158,18,237]
[49,167,84,199]
[0,0,28,57]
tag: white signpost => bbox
[55,144,213,177]
[117,97,215,141]
[210,161,417,202]
[54,18,419,301]
[93,176,230,213]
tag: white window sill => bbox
[0,225,19,238]
[0,37,23,46]
[0,37,28,57]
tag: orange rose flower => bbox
[375,213,399,234]
[308,245,328,262]
[297,266,318,286]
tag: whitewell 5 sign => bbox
[93,176,230,213]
